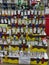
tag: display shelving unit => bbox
[0,0,48,65]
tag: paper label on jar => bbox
[17,28,20,32]
[11,10,14,15]
[4,41,7,44]
[35,10,37,15]
[21,28,23,33]
[19,40,22,44]
[36,20,38,24]
[25,28,28,33]
[31,10,33,14]
[1,19,4,23]
[33,19,35,24]
[21,11,23,16]
[0,28,2,32]
[38,11,41,15]
[23,39,25,43]
[2,9,4,15]
[11,18,14,23]
[28,10,30,15]
[43,19,45,24]
[42,10,44,15]
[39,20,42,24]
[12,28,15,33]
[18,19,21,24]
[34,28,36,33]
[4,19,7,23]
[0,0,2,3]
[14,10,16,15]
[5,10,7,15]
[3,28,6,32]
[29,20,31,24]
[30,28,32,33]
[4,51,7,55]
[24,10,27,15]
[37,28,40,33]
[18,10,20,14]
[8,10,10,15]
[8,19,11,24]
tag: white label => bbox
[19,40,22,44]
[21,11,23,16]
[8,19,11,24]
[3,28,6,32]
[34,28,36,33]
[39,20,42,24]
[11,18,14,23]
[31,10,33,14]
[8,10,10,15]
[1,19,4,23]
[33,19,35,24]
[23,39,25,43]
[36,20,38,24]
[28,10,30,15]
[2,10,4,15]
[17,28,20,32]
[35,10,37,15]
[11,10,14,15]
[14,10,16,15]
[4,19,7,23]
[18,10,20,14]
[19,56,30,64]
[37,28,40,33]
[12,28,15,33]
[30,28,32,33]
[0,0,2,3]
[24,10,27,15]
[0,28,2,32]
[21,28,23,33]
[5,10,7,15]
[38,11,41,15]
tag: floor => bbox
[0,39,49,65]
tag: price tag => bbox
[19,54,30,64]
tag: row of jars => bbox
[0,9,44,16]
[0,18,45,25]
[0,27,45,34]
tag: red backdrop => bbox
[45,15,49,36]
